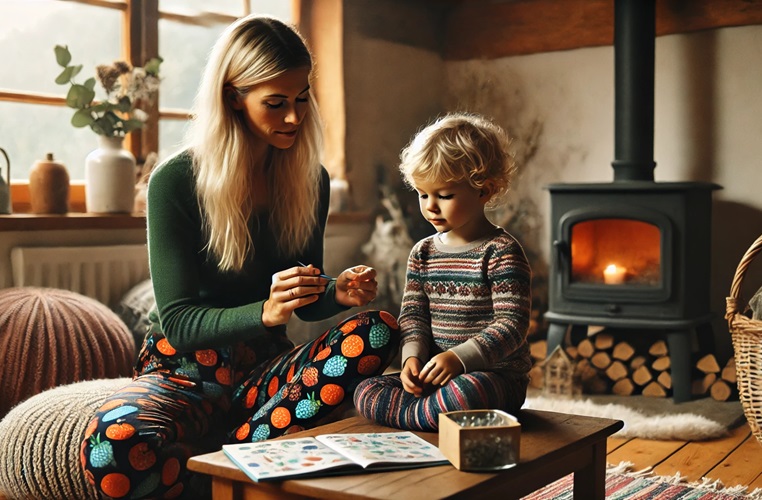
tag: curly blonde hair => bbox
[185,16,323,272]
[399,112,516,206]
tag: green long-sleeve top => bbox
[146,151,346,352]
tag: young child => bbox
[354,112,532,431]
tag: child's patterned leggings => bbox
[353,371,528,432]
[82,310,399,499]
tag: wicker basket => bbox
[726,235,762,445]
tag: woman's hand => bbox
[262,264,328,327]
[418,351,463,387]
[334,265,378,307]
[401,357,426,397]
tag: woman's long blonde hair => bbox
[186,16,323,272]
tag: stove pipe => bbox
[612,0,656,182]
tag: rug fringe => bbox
[606,461,635,475]
[606,461,654,477]
[607,460,762,498]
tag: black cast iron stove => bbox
[543,0,720,402]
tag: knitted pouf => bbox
[0,287,136,418]
[0,377,131,500]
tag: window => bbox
[0,0,293,212]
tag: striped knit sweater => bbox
[399,227,532,376]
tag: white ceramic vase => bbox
[85,135,136,213]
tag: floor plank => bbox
[747,466,762,492]
[605,437,687,471]
[651,425,750,481]
[606,436,630,454]
[705,433,762,487]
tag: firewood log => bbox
[591,351,611,370]
[574,358,598,382]
[710,379,738,401]
[692,373,717,396]
[587,325,606,336]
[721,357,737,384]
[629,355,647,370]
[657,371,672,390]
[612,341,635,362]
[565,345,578,360]
[652,355,671,372]
[649,340,668,357]
[696,353,721,374]
[612,377,635,396]
[594,332,614,350]
[642,381,667,397]
[577,338,595,358]
[632,365,653,386]
[605,360,628,381]
[529,340,547,361]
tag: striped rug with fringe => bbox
[521,462,762,499]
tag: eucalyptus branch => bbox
[53,45,162,138]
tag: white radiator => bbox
[10,245,150,308]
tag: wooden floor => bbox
[606,423,762,492]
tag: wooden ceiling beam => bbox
[442,0,762,60]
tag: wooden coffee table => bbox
[188,409,623,500]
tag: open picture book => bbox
[222,431,450,482]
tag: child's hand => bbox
[419,351,463,387]
[401,357,426,397]
[335,265,378,307]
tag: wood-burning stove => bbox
[543,0,720,403]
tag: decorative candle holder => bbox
[438,409,520,471]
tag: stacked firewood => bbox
[527,332,738,401]
[572,332,675,396]
[692,354,738,401]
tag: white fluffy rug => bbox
[523,395,729,441]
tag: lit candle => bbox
[603,264,627,285]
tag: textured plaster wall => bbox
[343,35,444,206]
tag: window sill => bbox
[0,213,147,231]
[0,211,372,232]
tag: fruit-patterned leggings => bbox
[353,370,528,432]
[81,310,399,499]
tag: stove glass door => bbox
[570,218,661,287]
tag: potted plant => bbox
[53,45,162,213]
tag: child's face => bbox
[413,177,489,240]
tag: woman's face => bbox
[233,66,311,150]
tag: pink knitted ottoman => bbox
[0,287,136,418]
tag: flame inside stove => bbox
[570,219,661,286]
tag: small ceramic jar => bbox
[29,153,69,214]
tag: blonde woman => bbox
[354,112,532,431]
[82,16,399,499]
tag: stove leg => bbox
[666,330,692,403]
[547,323,589,357]
[546,323,568,357]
